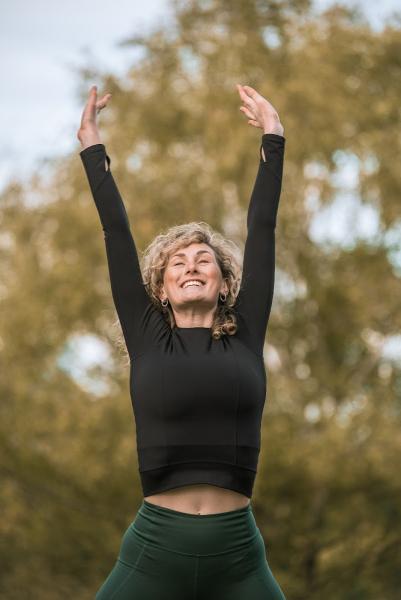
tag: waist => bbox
[132,499,259,555]
[144,483,250,515]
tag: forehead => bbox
[170,243,214,259]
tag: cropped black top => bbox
[79,133,285,498]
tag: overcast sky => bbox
[1,0,399,194]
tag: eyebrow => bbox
[171,250,212,259]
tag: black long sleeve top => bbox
[79,133,285,498]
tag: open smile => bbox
[180,279,206,289]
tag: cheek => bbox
[209,266,222,284]
[164,269,179,290]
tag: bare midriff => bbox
[144,483,251,515]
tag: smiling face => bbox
[159,242,228,324]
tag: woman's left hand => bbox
[236,84,284,136]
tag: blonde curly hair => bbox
[111,221,243,365]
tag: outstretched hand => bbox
[77,85,112,147]
[236,84,284,136]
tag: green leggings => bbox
[95,499,286,599]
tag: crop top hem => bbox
[139,461,257,499]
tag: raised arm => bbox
[77,87,152,361]
[79,143,152,360]
[235,133,285,355]
[234,84,285,355]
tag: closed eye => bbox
[173,260,210,266]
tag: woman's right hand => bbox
[77,85,112,149]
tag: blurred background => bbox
[1,0,400,598]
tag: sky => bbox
[2,0,399,392]
[1,0,399,195]
[1,0,175,191]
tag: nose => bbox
[186,261,199,273]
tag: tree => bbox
[1,1,400,597]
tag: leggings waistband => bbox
[131,499,260,556]
[143,499,252,519]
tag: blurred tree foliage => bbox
[1,0,400,598]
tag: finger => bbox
[98,93,112,104]
[237,84,257,108]
[96,94,113,116]
[242,85,263,101]
[81,85,98,125]
[97,93,112,108]
[236,83,250,100]
[243,85,277,111]
[235,83,243,93]
[239,106,256,120]
[242,85,269,107]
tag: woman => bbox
[77,83,286,599]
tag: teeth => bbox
[182,280,203,288]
